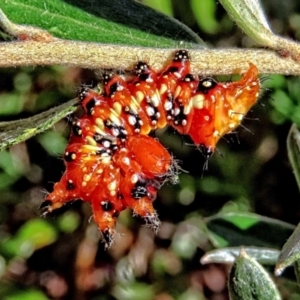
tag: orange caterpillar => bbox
[41,50,260,247]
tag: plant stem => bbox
[1,41,300,75]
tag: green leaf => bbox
[37,131,67,155]
[276,221,300,276]
[141,0,174,17]
[113,282,155,300]
[0,98,77,151]
[219,0,273,45]
[190,0,219,34]
[228,249,281,300]
[0,219,58,258]
[287,124,300,192]
[294,260,300,287]
[206,212,295,249]
[4,289,48,300]
[201,247,280,265]
[57,211,80,233]
[0,0,204,47]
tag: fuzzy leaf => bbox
[201,247,280,265]
[219,0,274,45]
[276,222,300,276]
[287,123,300,192]
[0,0,203,47]
[229,249,281,300]
[0,98,77,151]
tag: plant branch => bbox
[1,40,300,75]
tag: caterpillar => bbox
[41,50,260,247]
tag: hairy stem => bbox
[1,40,300,75]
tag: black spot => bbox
[197,78,217,94]
[173,105,186,127]
[131,181,148,199]
[103,73,113,85]
[102,229,113,248]
[93,133,103,143]
[85,98,96,115]
[72,123,82,136]
[104,120,127,140]
[174,50,190,62]
[101,200,114,211]
[112,210,120,218]
[135,61,149,74]
[64,152,76,162]
[77,86,89,101]
[66,181,75,190]
[108,82,119,96]
[139,73,151,81]
[199,144,213,160]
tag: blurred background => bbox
[1,0,300,299]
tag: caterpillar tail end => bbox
[144,212,161,234]
[40,198,64,217]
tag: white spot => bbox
[117,85,124,92]
[83,174,91,182]
[203,80,212,88]
[128,115,137,125]
[150,93,160,107]
[122,157,130,165]
[146,78,153,83]
[97,168,104,174]
[229,123,235,129]
[103,140,111,148]
[192,94,205,109]
[204,115,210,121]
[174,108,180,116]
[112,128,120,136]
[182,120,187,126]
[102,156,111,164]
[146,106,155,117]
[108,181,117,192]
[213,130,219,137]
[164,101,172,111]
[131,174,139,184]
